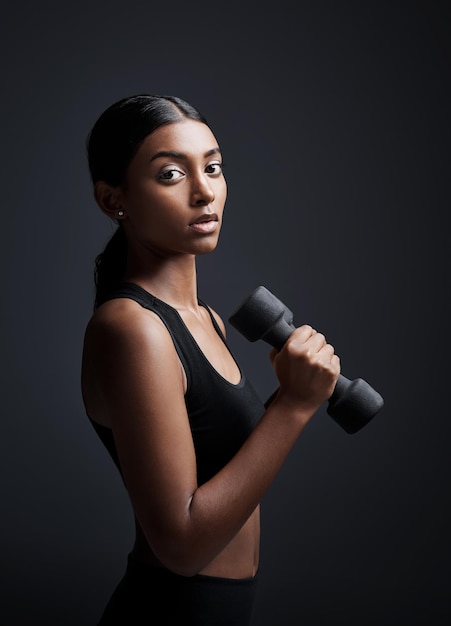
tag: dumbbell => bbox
[228,285,384,434]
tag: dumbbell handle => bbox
[228,286,384,434]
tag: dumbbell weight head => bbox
[228,286,384,434]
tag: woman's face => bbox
[119,119,227,258]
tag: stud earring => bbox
[118,210,124,217]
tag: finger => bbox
[323,343,335,358]
[305,331,327,352]
[289,325,316,343]
[323,345,340,368]
[318,350,340,373]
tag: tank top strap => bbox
[102,282,199,380]
[102,282,158,308]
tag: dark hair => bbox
[87,94,209,308]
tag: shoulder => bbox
[82,296,187,423]
[83,297,175,360]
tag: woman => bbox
[81,94,340,625]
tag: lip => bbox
[189,212,219,226]
[189,212,219,235]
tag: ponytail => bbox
[94,226,127,309]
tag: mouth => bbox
[189,212,219,234]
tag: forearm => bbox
[177,393,314,573]
[264,386,279,408]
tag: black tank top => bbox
[89,282,265,485]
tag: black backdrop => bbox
[1,1,450,624]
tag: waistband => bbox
[126,552,258,587]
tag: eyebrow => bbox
[149,148,221,163]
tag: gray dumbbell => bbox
[228,286,384,434]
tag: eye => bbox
[159,168,185,182]
[205,162,223,176]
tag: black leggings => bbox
[97,554,258,626]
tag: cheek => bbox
[123,181,162,214]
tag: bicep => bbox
[94,312,197,543]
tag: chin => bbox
[195,245,219,256]
[193,236,221,256]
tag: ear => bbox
[93,181,126,220]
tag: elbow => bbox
[153,541,208,578]
[164,562,203,578]
[138,496,214,577]
[147,521,212,577]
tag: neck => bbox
[124,250,200,311]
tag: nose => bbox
[190,173,215,206]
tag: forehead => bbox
[138,119,219,158]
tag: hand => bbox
[269,325,340,415]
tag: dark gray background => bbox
[1,1,450,624]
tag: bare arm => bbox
[83,300,340,577]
